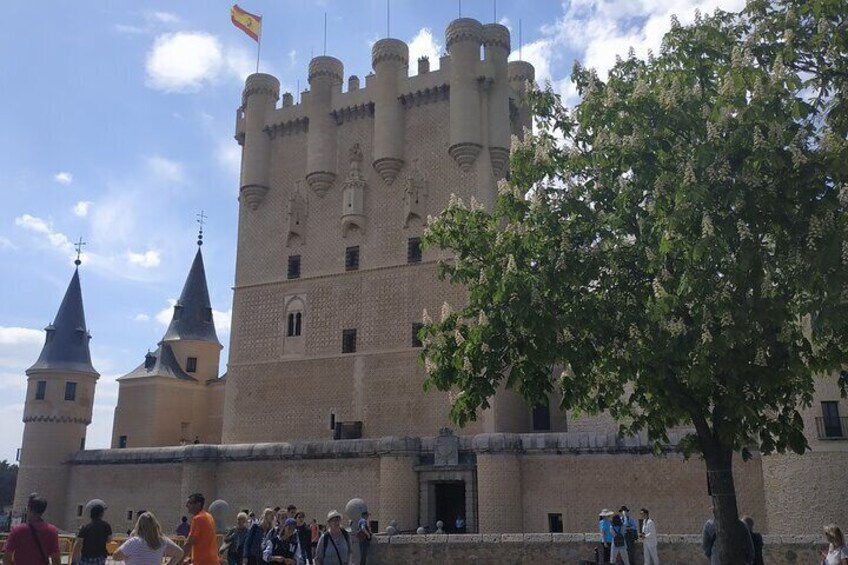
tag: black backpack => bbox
[612,525,625,548]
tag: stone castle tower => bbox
[13,263,99,524]
[223,18,541,444]
[111,245,226,448]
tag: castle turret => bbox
[112,244,223,448]
[238,73,280,211]
[446,18,484,171]
[482,24,511,179]
[305,56,344,196]
[371,38,409,185]
[508,60,535,139]
[14,264,99,527]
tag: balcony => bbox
[815,417,848,440]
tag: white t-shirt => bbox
[824,544,848,565]
[117,535,181,565]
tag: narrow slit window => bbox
[345,246,360,271]
[407,238,422,263]
[186,357,198,373]
[342,329,357,353]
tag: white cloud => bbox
[73,201,92,218]
[145,32,257,92]
[54,172,73,185]
[288,49,297,66]
[0,237,17,250]
[213,309,232,336]
[216,141,242,179]
[152,11,179,24]
[0,327,44,390]
[510,39,554,85]
[147,155,184,184]
[115,24,146,35]
[146,32,224,92]
[15,214,74,252]
[126,250,161,268]
[156,298,177,327]
[408,28,442,75]
[133,313,150,322]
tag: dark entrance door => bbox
[434,481,466,532]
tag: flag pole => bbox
[255,21,262,73]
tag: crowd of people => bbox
[4,493,848,565]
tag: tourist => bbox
[702,515,755,565]
[223,512,250,565]
[355,512,372,565]
[619,506,638,564]
[71,503,113,565]
[454,514,465,534]
[598,509,614,563]
[244,508,275,565]
[741,516,763,565]
[263,518,298,565]
[294,512,312,565]
[315,511,351,565]
[820,524,848,565]
[310,519,320,560]
[639,508,658,565]
[180,493,218,565]
[112,512,183,565]
[175,517,190,537]
[287,506,298,520]
[610,514,631,565]
[3,494,60,565]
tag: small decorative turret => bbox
[483,24,511,179]
[14,246,99,527]
[342,143,367,236]
[239,73,280,210]
[371,38,409,185]
[508,60,536,139]
[446,18,484,171]
[305,56,344,196]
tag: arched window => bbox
[294,312,302,336]
[287,313,296,337]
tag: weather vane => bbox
[74,237,86,266]
[196,210,207,246]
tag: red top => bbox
[5,520,60,565]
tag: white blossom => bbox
[497,179,512,196]
[684,161,697,185]
[842,241,848,265]
[702,214,715,238]
[754,348,767,367]
[478,310,488,326]
[480,343,490,353]
[753,127,766,150]
[720,311,733,327]
[701,327,713,345]
[462,357,473,372]
[506,254,517,273]
[454,329,465,346]
[469,196,483,211]
[838,184,848,207]
[479,270,488,285]
[440,301,453,322]
[422,308,432,325]
[652,279,668,299]
[424,357,436,375]
[737,220,752,240]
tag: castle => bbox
[13,17,848,536]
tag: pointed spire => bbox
[28,268,99,375]
[162,248,221,346]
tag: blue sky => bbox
[0,0,743,463]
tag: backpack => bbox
[321,529,350,557]
[612,526,625,548]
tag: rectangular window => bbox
[288,255,301,279]
[35,380,47,400]
[186,357,198,373]
[548,513,563,533]
[126,510,133,521]
[533,400,551,431]
[79,437,86,451]
[342,329,357,353]
[411,323,424,348]
[64,381,77,401]
[77,505,84,517]
[119,435,128,449]
[345,246,360,271]
[407,238,422,263]
[822,401,843,438]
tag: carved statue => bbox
[287,181,308,246]
[404,158,428,228]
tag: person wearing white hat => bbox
[598,509,614,563]
[314,511,352,565]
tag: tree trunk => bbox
[705,448,750,565]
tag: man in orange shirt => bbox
[180,493,218,565]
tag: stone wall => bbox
[367,534,822,565]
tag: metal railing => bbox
[815,417,848,440]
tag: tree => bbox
[0,460,18,508]
[421,3,846,563]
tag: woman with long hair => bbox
[112,512,183,565]
[243,508,276,565]
[821,524,848,565]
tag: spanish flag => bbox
[231,4,261,42]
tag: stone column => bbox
[378,437,420,532]
[474,434,523,533]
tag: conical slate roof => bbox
[118,342,196,381]
[162,248,221,346]
[28,268,99,376]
